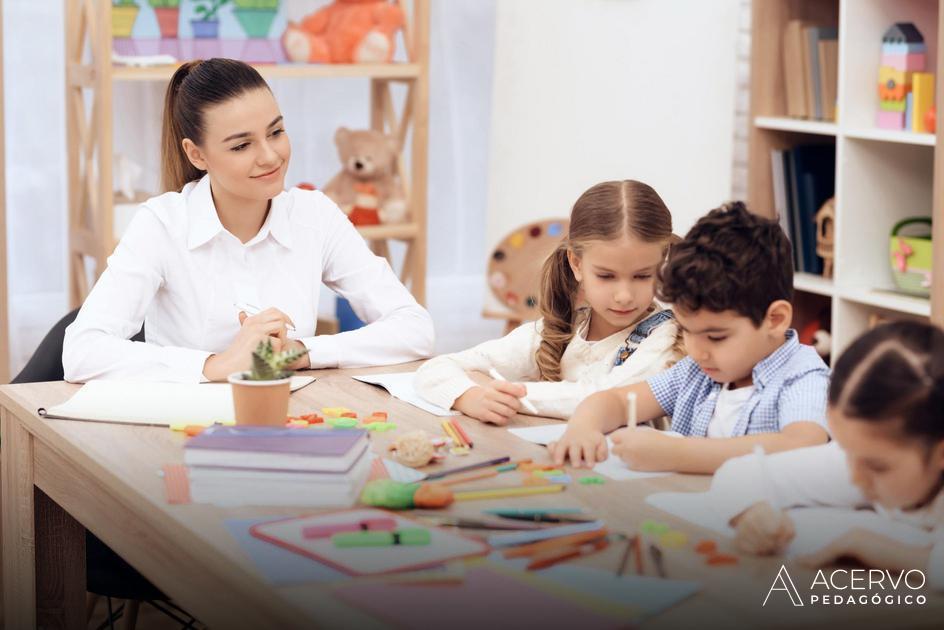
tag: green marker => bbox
[332,528,432,548]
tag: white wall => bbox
[486,0,741,255]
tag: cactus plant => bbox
[246,339,307,381]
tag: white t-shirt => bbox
[706,383,755,438]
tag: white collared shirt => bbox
[63,175,434,383]
[414,308,680,419]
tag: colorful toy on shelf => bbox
[281,0,405,64]
[814,197,835,278]
[889,217,933,297]
[323,128,407,226]
[877,23,928,130]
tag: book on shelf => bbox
[772,144,835,274]
[783,20,838,121]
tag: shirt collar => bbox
[751,328,799,389]
[186,174,294,250]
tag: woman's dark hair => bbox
[830,321,944,442]
[161,58,270,192]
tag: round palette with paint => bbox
[487,218,569,319]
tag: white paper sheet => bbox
[39,376,315,427]
[645,491,934,557]
[352,372,459,416]
[507,423,673,480]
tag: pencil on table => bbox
[450,418,473,448]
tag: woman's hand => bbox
[202,308,296,381]
[454,380,526,425]
[732,501,796,555]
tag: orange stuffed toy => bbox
[282,0,405,64]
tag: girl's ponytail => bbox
[535,243,580,381]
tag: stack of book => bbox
[770,143,835,275]
[184,426,372,507]
[783,20,839,121]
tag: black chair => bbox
[13,310,198,630]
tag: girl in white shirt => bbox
[712,321,944,589]
[63,58,433,383]
[415,180,683,423]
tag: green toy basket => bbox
[889,217,933,297]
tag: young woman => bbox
[63,58,433,382]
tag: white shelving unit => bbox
[749,0,943,357]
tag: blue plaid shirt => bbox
[646,329,830,437]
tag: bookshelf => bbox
[64,0,429,309]
[749,0,943,356]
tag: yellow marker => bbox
[912,72,935,133]
[454,484,565,502]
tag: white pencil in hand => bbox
[626,391,638,429]
[234,302,297,332]
[488,368,539,415]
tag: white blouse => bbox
[710,442,944,590]
[414,308,680,419]
[63,175,434,383]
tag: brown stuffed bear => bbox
[323,127,407,225]
[281,0,405,64]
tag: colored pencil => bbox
[504,528,609,559]
[527,537,610,571]
[441,419,463,446]
[649,543,667,578]
[634,531,644,574]
[439,469,499,486]
[450,418,473,448]
[454,483,565,502]
[425,456,511,481]
[616,535,635,576]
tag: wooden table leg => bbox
[1,408,36,629]
[35,489,86,629]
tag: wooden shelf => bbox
[748,0,942,357]
[840,287,931,318]
[843,127,936,146]
[754,116,838,136]
[66,2,430,307]
[794,272,834,297]
[356,222,420,241]
[112,62,422,82]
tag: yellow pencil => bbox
[454,484,566,502]
[441,419,464,447]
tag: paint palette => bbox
[487,219,569,320]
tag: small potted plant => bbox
[228,339,307,426]
[149,0,180,38]
[232,0,281,39]
[112,0,141,39]
[191,0,229,38]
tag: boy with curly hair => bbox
[549,202,830,473]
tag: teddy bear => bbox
[323,127,407,225]
[281,0,405,64]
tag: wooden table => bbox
[2,364,941,629]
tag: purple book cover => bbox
[185,426,367,456]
